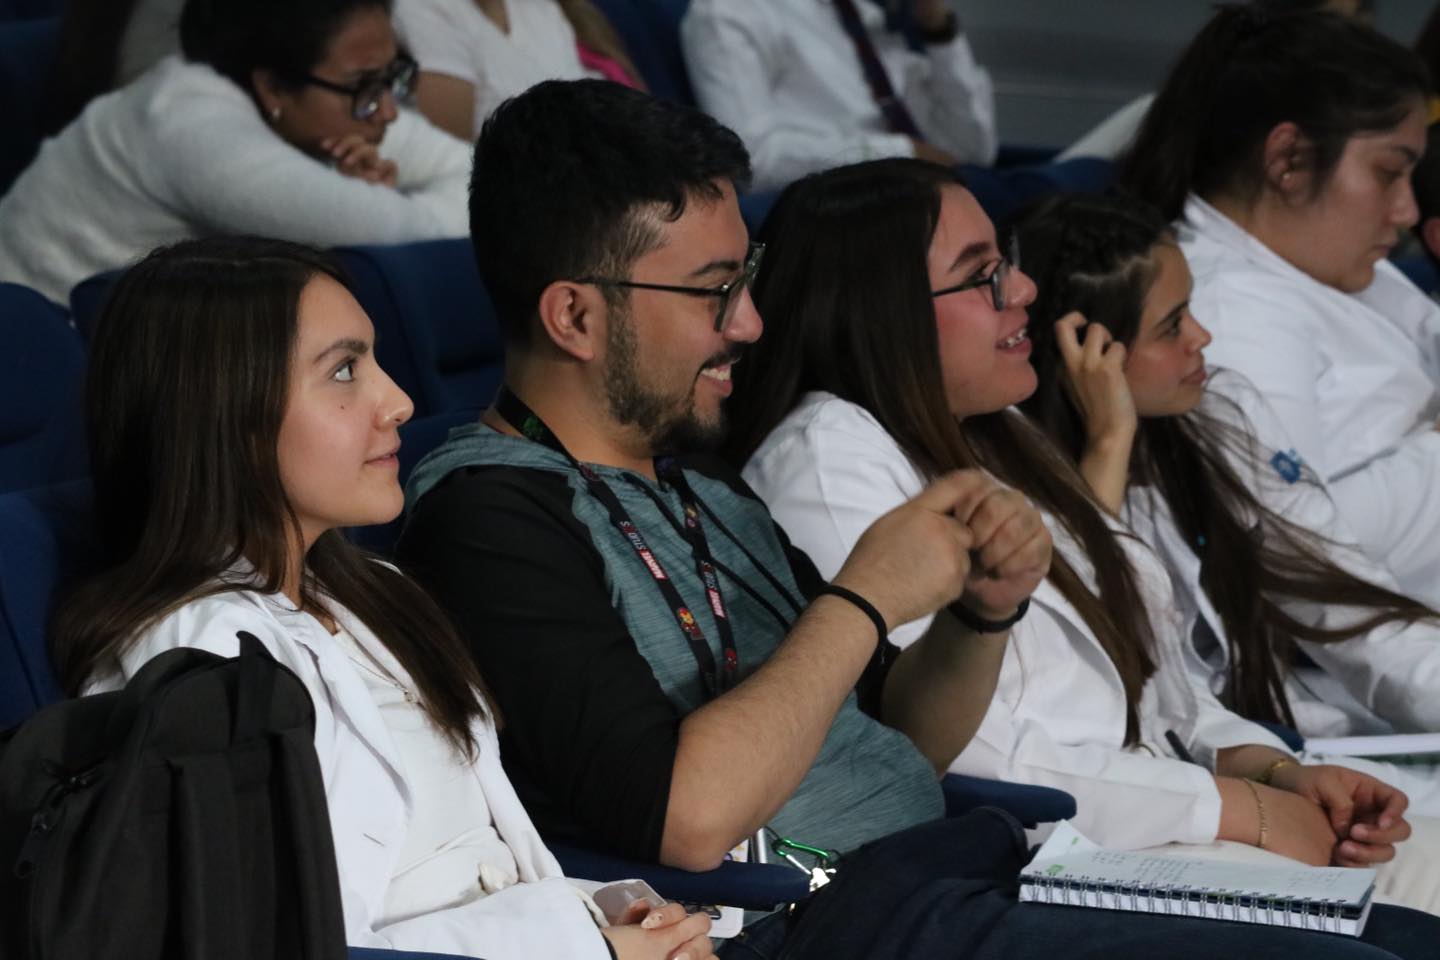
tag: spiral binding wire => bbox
[1023,875,1353,933]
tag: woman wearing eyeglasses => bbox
[0,0,469,306]
[722,159,1440,913]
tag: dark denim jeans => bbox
[719,812,1440,960]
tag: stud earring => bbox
[270,106,282,122]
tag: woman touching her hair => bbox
[1013,190,1440,793]
[53,236,711,960]
[724,158,1440,913]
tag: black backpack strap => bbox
[232,631,279,743]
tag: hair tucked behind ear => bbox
[725,159,1157,743]
[51,236,496,756]
[1118,3,1428,221]
[1014,192,1438,727]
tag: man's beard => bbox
[602,309,734,456]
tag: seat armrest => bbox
[549,841,809,911]
[942,774,1077,827]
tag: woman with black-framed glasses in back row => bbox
[0,0,470,307]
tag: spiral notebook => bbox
[1019,822,1376,936]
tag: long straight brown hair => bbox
[1015,192,1436,727]
[724,159,1157,744]
[51,237,494,755]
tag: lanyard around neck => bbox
[493,387,740,699]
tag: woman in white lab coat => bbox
[722,158,1440,911]
[51,237,712,960]
[1015,191,1440,743]
[1117,5,1440,607]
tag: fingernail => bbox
[641,912,663,929]
[675,954,690,960]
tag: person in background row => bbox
[1,0,469,306]
[680,0,997,193]
[396,0,644,142]
[59,235,714,960]
[1117,4,1440,611]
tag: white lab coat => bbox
[1125,372,1440,737]
[86,585,611,960]
[1180,194,1440,609]
[743,391,1291,851]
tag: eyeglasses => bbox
[576,241,766,333]
[931,238,1019,311]
[302,53,418,121]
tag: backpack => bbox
[0,632,348,960]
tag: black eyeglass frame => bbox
[302,53,419,121]
[576,241,766,332]
[931,237,1019,311]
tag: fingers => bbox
[669,930,716,960]
[968,494,1050,577]
[638,902,686,929]
[1350,815,1412,848]
[911,469,1004,525]
[1312,779,1355,838]
[1334,838,1397,867]
[661,911,713,956]
[1054,312,1086,368]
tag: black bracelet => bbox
[947,597,1029,634]
[815,583,889,644]
[602,933,619,960]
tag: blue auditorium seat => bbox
[0,16,58,197]
[334,240,505,419]
[0,480,93,728]
[0,282,87,494]
[0,0,64,20]
[69,267,119,340]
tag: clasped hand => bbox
[840,470,1052,630]
[1271,763,1412,867]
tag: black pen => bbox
[1165,729,1198,765]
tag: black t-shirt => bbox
[396,452,914,860]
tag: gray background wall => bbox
[964,1,1438,147]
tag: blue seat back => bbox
[0,16,58,197]
[69,268,120,341]
[333,240,505,419]
[0,481,95,729]
[590,0,694,105]
[0,282,87,493]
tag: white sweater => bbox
[0,56,472,304]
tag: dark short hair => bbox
[468,79,752,348]
[1118,3,1429,220]
[180,0,392,92]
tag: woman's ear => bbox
[1260,121,1316,202]
[536,280,607,363]
[251,68,285,122]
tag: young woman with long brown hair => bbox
[1012,190,1440,791]
[723,157,1440,912]
[52,236,711,960]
